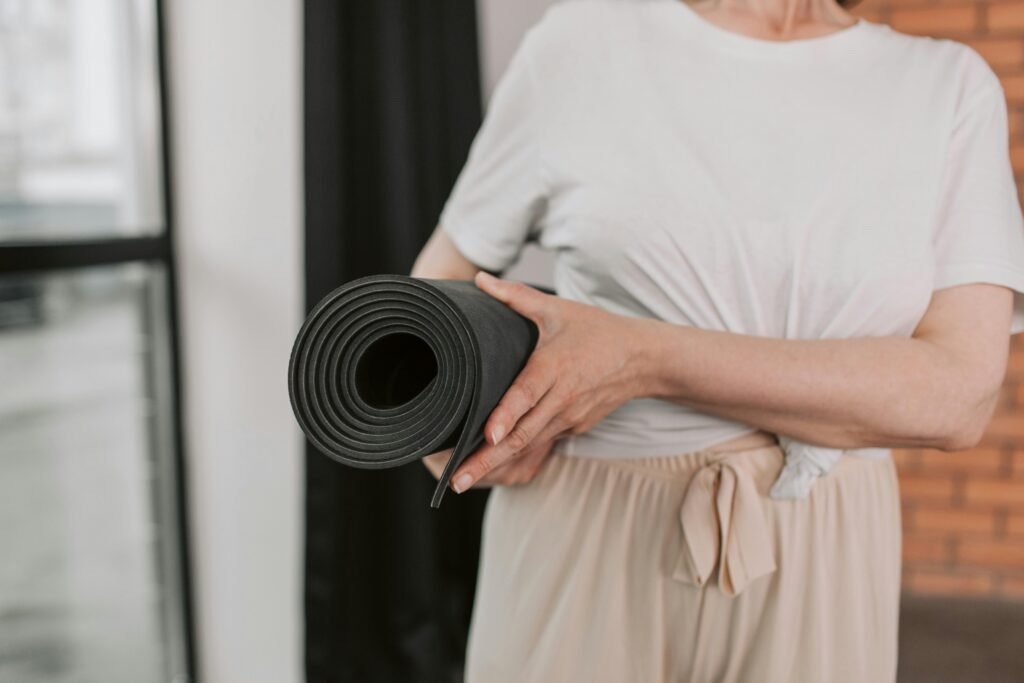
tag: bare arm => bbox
[448,279,1015,491]
[631,283,1013,451]
[406,228,1015,486]
[410,224,484,281]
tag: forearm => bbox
[410,225,481,280]
[632,319,1000,451]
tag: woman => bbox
[414,0,1024,680]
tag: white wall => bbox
[164,1,303,682]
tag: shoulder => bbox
[869,24,1002,108]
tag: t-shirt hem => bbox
[933,261,1024,334]
[439,215,519,273]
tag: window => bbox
[0,1,193,681]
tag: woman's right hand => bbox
[421,436,558,490]
[421,449,454,481]
[423,449,503,488]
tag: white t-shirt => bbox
[438,0,1024,466]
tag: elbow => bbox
[935,385,1002,453]
[939,419,987,452]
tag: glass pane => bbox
[0,0,164,241]
[0,263,187,682]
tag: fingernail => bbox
[490,425,505,445]
[453,472,473,493]
[476,271,496,283]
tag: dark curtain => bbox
[302,1,490,682]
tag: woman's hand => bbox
[446,270,653,494]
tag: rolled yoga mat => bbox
[288,274,546,507]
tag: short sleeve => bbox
[932,78,1024,335]
[438,24,548,273]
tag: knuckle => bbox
[570,419,592,435]
[477,451,504,473]
[505,426,532,452]
[549,413,572,432]
[568,406,589,425]
[514,381,540,407]
[562,389,579,407]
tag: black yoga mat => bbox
[288,274,546,507]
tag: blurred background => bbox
[0,0,1020,682]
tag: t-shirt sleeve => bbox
[932,76,1024,335]
[437,23,548,273]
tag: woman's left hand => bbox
[449,270,652,493]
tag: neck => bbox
[684,0,856,38]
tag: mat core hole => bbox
[354,332,438,409]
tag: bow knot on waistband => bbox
[670,457,776,597]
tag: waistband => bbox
[586,428,782,479]
[701,429,779,453]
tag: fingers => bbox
[474,271,550,326]
[484,357,556,445]
[451,388,564,493]
[478,439,555,486]
[420,448,453,481]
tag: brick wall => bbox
[852,0,1024,600]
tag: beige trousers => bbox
[464,430,902,683]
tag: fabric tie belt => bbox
[671,455,776,597]
[668,431,785,597]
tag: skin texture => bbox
[412,0,1017,493]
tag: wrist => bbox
[624,316,673,400]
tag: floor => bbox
[898,594,1024,683]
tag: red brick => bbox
[1000,75,1024,107]
[892,448,920,471]
[995,383,1017,413]
[1013,382,1024,410]
[1007,513,1024,536]
[1013,144,1024,175]
[1010,110,1023,141]
[979,412,1024,442]
[963,478,1024,508]
[967,38,1024,71]
[903,536,953,563]
[912,506,999,535]
[1006,364,1024,386]
[958,539,1024,568]
[888,0,958,6]
[890,5,978,36]
[905,570,996,596]
[988,2,1024,33]
[1001,574,1024,599]
[1013,450,1024,477]
[899,474,956,503]
[917,448,1006,475]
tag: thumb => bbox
[474,270,549,323]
